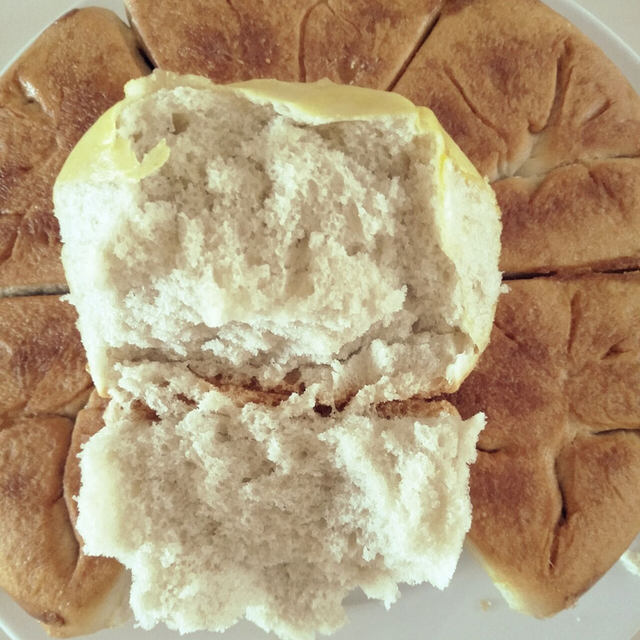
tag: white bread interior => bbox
[76,362,484,640]
[54,72,501,403]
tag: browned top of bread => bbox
[0,298,128,637]
[393,0,640,274]
[0,412,129,638]
[0,296,91,417]
[0,7,149,296]
[450,273,640,616]
[124,0,442,88]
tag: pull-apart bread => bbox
[0,7,149,296]
[393,0,640,274]
[124,0,443,88]
[53,72,502,638]
[2,0,640,635]
[0,7,149,637]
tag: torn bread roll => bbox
[55,72,498,639]
[76,363,484,639]
[53,71,501,404]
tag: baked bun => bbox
[0,296,91,417]
[124,0,442,88]
[450,273,640,616]
[76,363,483,639]
[393,0,640,274]
[54,71,501,404]
[0,7,149,296]
[0,298,128,637]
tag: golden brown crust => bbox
[0,301,128,636]
[125,0,311,82]
[0,410,129,639]
[393,0,640,274]
[125,0,442,88]
[451,273,640,616]
[0,415,78,625]
[0,8,150,295]
[495,159,640,274]
[298,0,443,87]
[0,296,92,417]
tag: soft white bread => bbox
[53,71,502,403]
[76,363,484,639]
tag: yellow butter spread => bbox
[56,70,484,188]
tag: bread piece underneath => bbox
[54,73,501,403]
[76,363,483,640]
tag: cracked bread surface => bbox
[124,0,444,89]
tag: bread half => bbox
[54,71,502,404]
[76,363,483,639]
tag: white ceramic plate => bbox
[1,2,639,639]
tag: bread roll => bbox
[54,72,498,638]
[124,0,442,88]
[77,363,483,638]
[54,71,502,404]
[394,0,640,274]
[450,273,640,616]
[0,296,91,417]
[0,298,128,637]
[0,7,149,296]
